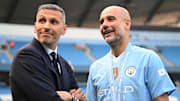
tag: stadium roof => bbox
[0,0,180,28]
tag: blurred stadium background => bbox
[0,0,180,101]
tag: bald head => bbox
[99,5,131,52]
[100,6,131,21]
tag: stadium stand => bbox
[88,44,110,60]
[0,53,11,64]
[0,85,12,101]
[58,43,92,70]
[8,40,29,56]
[0,26,180,100]
[158,46,180,67]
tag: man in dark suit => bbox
[9,4,85,101]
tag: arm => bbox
[10,51,64,101]
[86,65,97,101]
[145,51,175,100]
[153,93,169,101]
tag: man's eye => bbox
[39,18,46,23]
[108,16,116,21]
[50,19,58,25]
[99,19,104,24]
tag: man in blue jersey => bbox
[86,5,175,101]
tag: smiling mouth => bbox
[40,31,49,34]
[39,32,52,38]
[40,31,54,36]
[103,29,115,36]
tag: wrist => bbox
[72,94,79,101]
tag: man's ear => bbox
[125,19,131,30]
[62,24,67,36]
[34,22,37,33]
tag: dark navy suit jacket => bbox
[9,38,78,101]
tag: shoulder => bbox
[13,42,43,63]
[131,45,158,58]
[132,45,153,53]
[91,52,109,66]
[89,52,110,73]
[131,45,163,68]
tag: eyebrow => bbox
[107,15,116,19]
[99,15,116,23]
[37,15,45,18]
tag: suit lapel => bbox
[31,38,57,73]
[57,55,65,89]
[31,38,63,90]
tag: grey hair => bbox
[37,4,66,24]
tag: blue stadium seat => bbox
[0,53,11,64]
[58,43,92,66]
[158,46,180,67]
[87,44,110,60]
[0,85,12,101]
[9,40,29,56]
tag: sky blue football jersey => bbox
[86,42,175,101]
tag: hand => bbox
[56,91,73,101]
[70,88,86,101]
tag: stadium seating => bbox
[87,44,110,60]
[158,46,180,67]
[0,38,180,100]
[8,40,29,56]
[0,39,179,72]
[0,85,12,101]
[0,53,11,64]
[58,43,92,67]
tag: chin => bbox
[39,38,50,44]
[106,38,118,45]
[105,37,114,42]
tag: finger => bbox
[82,95,86,101]
[76,92,84,99]
[80,93,86,100]
[56,91,73,100]
[70,89,77,94]
[74,88,82,94]
[80,92,84,96]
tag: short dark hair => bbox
[37,4,66,24]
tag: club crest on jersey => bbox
[126,66,136,77]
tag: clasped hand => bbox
[56,88,86,101]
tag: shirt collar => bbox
[42,44,58,59]
[110,42,132,62]
[112,52,124,62]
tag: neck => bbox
[49,45,57,50]
[111,39,129,57]
[42,43,57,50]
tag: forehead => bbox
[36,9,62,19]
[100,8,121,19]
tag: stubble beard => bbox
[39,35,56,48]
[106,33,123,49]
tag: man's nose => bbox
[44,28,50,33]
[102,21,109,30]
[44,21,51,28]
[103,25,108,30]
